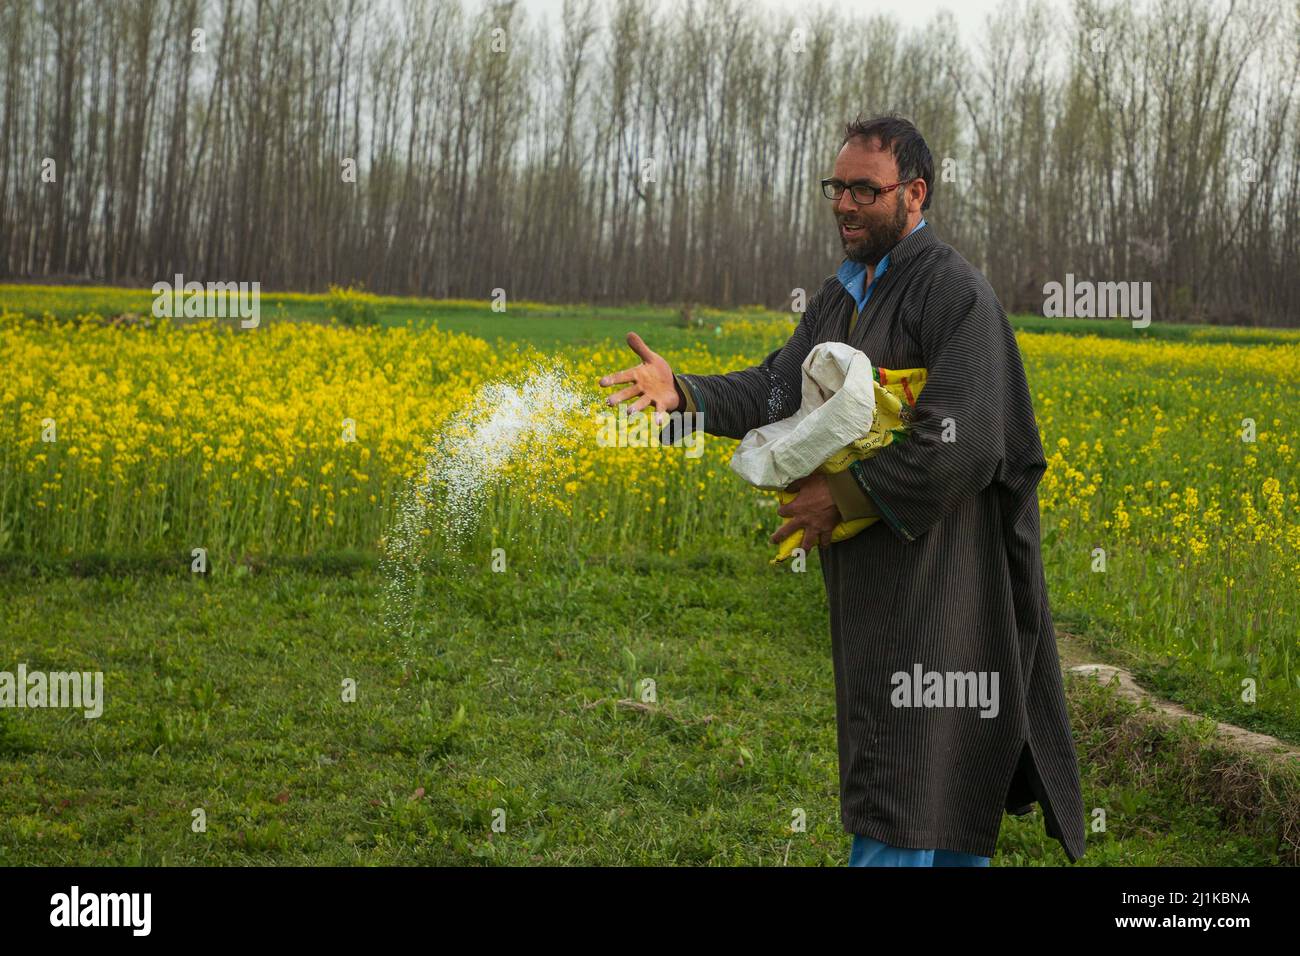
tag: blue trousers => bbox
[849,834,990,867]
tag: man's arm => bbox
[667,283,829,441]
[846,265,1042,542]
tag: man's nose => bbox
[834,192,861,217]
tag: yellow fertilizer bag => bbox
[771,365,927,564]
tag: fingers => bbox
[633,399,671,426]
[605,384,642,406]
[628,394,655,415]
[772,522,832,551]
[626,330,656,363]
[598,367,638,388]
[770,519,800,545]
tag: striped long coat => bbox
[674,225,1086,861]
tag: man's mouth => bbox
[839,222,866,240]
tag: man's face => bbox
[831,136,914,266]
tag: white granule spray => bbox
[379,362,592,643]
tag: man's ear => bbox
[909,178,927,214]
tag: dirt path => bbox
[1056,630,1300,762]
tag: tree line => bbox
[1,0,1296,325]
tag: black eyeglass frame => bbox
[821,176,916,205]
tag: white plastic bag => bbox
[728,341,876,491]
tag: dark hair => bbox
[841,114,933,211]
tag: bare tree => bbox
[0,0,1295,325]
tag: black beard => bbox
[843,198,909,266]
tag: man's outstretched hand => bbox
[771,474,842,551]
[598,331,679,426]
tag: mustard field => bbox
[2,285,1298,741]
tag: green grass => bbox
[0,282,700,349]
[1010,313,1300,344]
[2,280,1296,865]
[0,553,1287,865]
[4,282,1298,350]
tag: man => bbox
[598,115,1085,866]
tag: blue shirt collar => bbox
[836,218,927,313]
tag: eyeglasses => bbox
[821,177,915,205]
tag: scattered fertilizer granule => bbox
[379,363,592,640]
